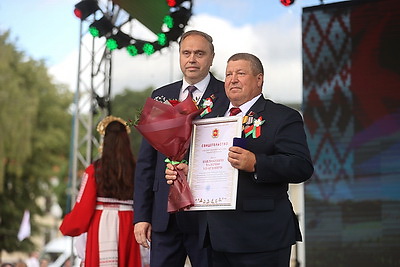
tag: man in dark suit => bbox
[133,30,229,267]
[166,53,314,267]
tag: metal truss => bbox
[69,1,114,208]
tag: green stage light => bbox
[106,39,118,50]
[106,31,132,50]
[89,17,114,38]
[143,43,155,55]
[79,0,194,57]
[89,26,100,37]
[127,45,139,56]
[164,15,174,29]
[157,33,167,46]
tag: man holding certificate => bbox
[166,53,314,267]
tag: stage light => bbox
[106,31,132,50]
[106,39,118,50]
[167,0,176,7]
[89,17,114,37]
[164,15,174,29]
[74,0,99,20]
[125,41,155,56]
[126,40,147,56]
[166,0,186,7]
[280,0,295,6]
[170,7,191,29]
[143,43,155,55]
[78,0,193,57]
[127,44,139,56]
[157,33,167,46]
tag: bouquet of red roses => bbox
[134,95,204,213]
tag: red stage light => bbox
[166,0,186,8]
[74,8,82,18]
[280,0,295,6]
[74,0,99,20]
[167,0,176,7]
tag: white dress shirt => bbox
[179,73,211,104]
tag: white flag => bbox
[17,210,31,241]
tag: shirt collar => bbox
[226,94,262,117]
[181,73,211,101]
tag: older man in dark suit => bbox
[133,30,229,267]
[166,52,314,267]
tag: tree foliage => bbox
[0,31,72,254]
[111,87,154,156]
[0,29,162,256]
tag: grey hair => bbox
[227,53,264,75]
[179,30,214,54]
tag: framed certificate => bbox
[187,116,243,210]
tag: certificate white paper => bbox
[187,116,242,210]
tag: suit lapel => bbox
[201,75,230,118]
[151,81,182,102]
[244,96,267,117]
[168,82,183,100]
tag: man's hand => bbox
[134,222,152,248]
[165,163,188,185]
[228,146,256,172]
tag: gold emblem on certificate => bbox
[212,128,219,138]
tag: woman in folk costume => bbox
[60,116,142,267]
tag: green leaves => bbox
[0,31,72,253]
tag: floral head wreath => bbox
[96,115,131,136]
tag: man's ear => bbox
[257,73,264,87]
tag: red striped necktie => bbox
[229,107,241,116]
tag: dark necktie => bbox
[229,107,241,116]
[187,85,197,99]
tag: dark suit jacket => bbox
[199,96,314,253]
[134,74,229,233]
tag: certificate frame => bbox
[187,116,243,210]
